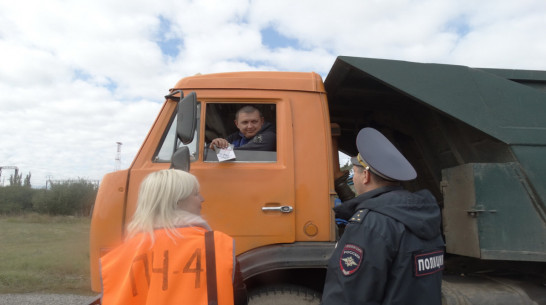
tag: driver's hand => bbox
[210,138,229,149]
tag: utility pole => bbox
[46,175,53,190]
[115,142,122,171]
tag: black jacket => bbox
[226,122,276,151]
[321,186,444,305]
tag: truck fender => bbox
[237,242,335,280]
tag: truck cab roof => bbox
[173,71,326,93]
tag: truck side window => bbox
[204,103,276,162]
[154,103,201,163]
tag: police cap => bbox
[350,128,416,181]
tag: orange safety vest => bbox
[100,227,235,305]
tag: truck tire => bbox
[248,285,321,305]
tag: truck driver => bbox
[209,105,276,151]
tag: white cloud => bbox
[0,0,545,186]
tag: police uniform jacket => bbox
[321,186,444,305]
[226,122,276,151]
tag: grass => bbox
[0,213,95,295]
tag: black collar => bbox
[334,185,402,220]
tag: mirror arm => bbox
[165,89,184,101]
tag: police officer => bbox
[321,128,444,305]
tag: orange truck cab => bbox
[90,56,546,304]
[90,71,337,301]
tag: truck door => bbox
[194,101,296,253]
[125,98,295,254]
[122,94,201,229]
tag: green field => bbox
[0,214,94,295]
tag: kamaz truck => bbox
[90,56,546,304]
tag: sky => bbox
[1,0,545,187]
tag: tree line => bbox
[0,171,98,216]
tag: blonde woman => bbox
[100,169,247,305]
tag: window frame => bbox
[202,101,278,164]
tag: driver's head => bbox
[234,106,264,139]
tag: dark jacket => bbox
[321,186,444,305]
[226,122,276,151]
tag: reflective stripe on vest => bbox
[100,227,235,305]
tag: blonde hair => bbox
[126,169,206,242]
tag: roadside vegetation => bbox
[0,171,98,294]
[0,214,94,294]
[0,171,97,216]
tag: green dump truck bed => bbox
[326,56,546,262]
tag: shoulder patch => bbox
[339,244,364,276]
[413,248,444,277]
[349,209,368,223]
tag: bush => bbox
[0,186,35,215]
[0,179,98,216]
[33,179,98,216]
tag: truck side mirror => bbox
[171,146,191,172]
[176,91,197,145]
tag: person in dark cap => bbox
[321,127,444,305]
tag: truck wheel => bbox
[248,285,321,305]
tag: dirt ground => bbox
[0,293,99,305]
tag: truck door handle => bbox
[262,206,294,213]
